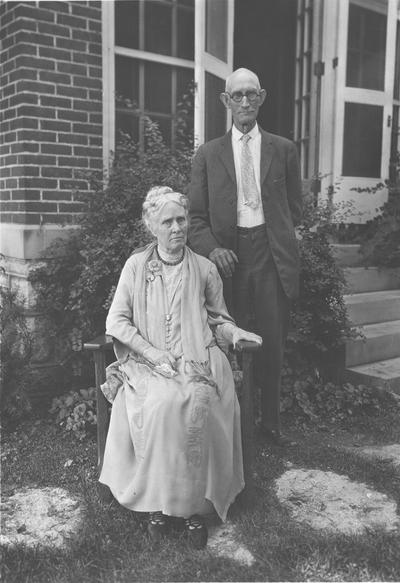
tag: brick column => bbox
[0,1,103,366]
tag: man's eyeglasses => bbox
[226,91,261,104]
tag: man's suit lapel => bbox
[218,131,237,187]
[260,129,273,186]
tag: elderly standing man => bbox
[188,68,302,446]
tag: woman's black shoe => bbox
[185,514,208,549]
[147,511,167,542]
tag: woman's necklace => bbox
[156,246,184,266]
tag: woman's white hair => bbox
[142,186,189,232]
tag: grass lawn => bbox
[2,403,400,583]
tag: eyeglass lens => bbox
[230,91,259,103]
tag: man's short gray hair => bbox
[142,186,188,232]
[225,68,261,92]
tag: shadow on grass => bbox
[2,410,400,582]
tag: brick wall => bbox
[0,0,103,226]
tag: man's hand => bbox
[209,248,238,278]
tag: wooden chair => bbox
[84,334,260,504]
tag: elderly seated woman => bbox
[100,186,261,549]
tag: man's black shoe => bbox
[260,427,296,447]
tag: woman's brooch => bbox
[146,259,162,282]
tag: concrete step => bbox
[344,290,400,326]
[344,267,400,294]
[345,356,400,395]
[346,319,400,367]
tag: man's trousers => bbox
[232,224,290,433]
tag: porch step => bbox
[344,290,400,325]
[345,320,400,367]
[345,357,400,395]
[344,267,400,294]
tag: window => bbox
[205,0,228,62]
[346,2,387,90]
[114,0,195,148]
[390,105,400,183]
[392,17,400,184]
[115,0,194,59]
[342,103,383,177]
[204,72,226,142]
[294,0,314,178]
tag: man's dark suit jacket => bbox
[188,127,303,300]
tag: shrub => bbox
[31,124,363,422]
[0,285,33,421]
[286,196,357,378]
[29,118,193,383]
[356,184,400,267]
[50,387,97,440]
[281,365,386,422]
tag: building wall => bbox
[0,0,103,278]
[0,0,103,312]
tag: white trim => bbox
[194,0,233,146]
[349,0,388,15]
[333,0,349,178]
[194,0,206,146]
[319,0,340,193]
[343,87,392,105]
[115,46,194,69]
[102,0,115,170]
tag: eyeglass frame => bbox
[225,90,264,104]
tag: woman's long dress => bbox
[99,256,244,521]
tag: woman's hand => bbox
[231,328,263,350]
[143,346,177,369]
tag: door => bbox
[333,0,399,219]
[194,0,234,145]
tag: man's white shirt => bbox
[231,123,265,228]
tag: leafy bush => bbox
[286,196,357,379]
[30,120,368,423]
[29,118,193,383]
[50,387,97,440]
[357,185,400,267]
[0,286,33,421]
[281,367,384,422]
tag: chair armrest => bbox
[235,340,261,353]
[83,334,114,352]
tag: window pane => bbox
[177,67,194,103]
[116,111,139,143]
[395,21,400,100]
[205,72,226,141]
[205,0,228,62]
[115,0,139,50]
[145,62,171,114]
[177,6,194,60]
[342,103,383,177]
[346,3,387,90]
[145,1,172,56]
[149,115,172,146]
[390,105,399,184]
[115,56,139,106]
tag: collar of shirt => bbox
[232,122,260,143]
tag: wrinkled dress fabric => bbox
[99,252,244,521]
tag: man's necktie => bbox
[240,134,260,210]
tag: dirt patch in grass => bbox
[275,468,399,535]
[0,487,83,549]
